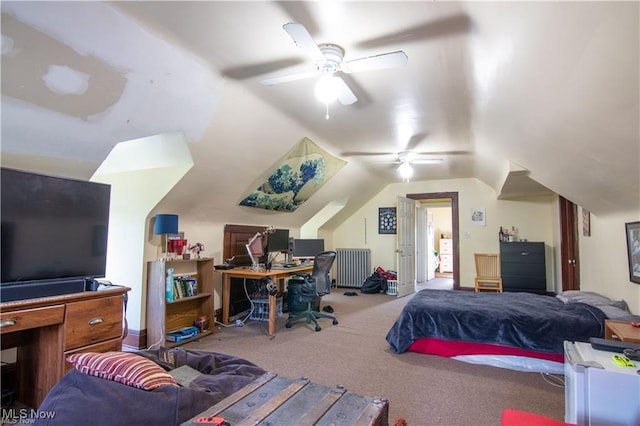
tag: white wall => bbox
[93,132,193,331]
[432,206,452,256]
[579,211,640,314]
[333,178,557,289]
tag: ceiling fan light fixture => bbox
[314,74,339,104]
[397,161,414,180]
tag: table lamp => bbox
[154,214,179,259]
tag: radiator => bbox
[336,248,371,288]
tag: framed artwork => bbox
[378,207,397,234]
[625,221,640,284]
[239,137,346,212]
[470,207,486,226]
[582,209,591,236]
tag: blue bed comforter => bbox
[386,289,607,354]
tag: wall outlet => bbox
[464,232,471,239]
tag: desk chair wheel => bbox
[285,322,292,328]
[332,319,339,325]
[315,325,321,332]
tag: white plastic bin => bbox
[386,280,398,296]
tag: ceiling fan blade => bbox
[283,22,325,62]
[276,2,320,36]
[222,57,305,80]
[260,70,317,86]
[374,159,402,164]
[333,76,358,105]
[413,150,470,156]
[342,51,408,73]
[340,151,393,157]
[412,158,444,164]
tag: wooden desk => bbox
[0,286,130,408]
[605,319,640,343]
[217,265,313,337]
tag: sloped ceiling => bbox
[1,1,638,231]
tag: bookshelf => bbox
[146,257,214,348]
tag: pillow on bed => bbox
[67,351,178,390]
[556,291,629,311]
[595,305,640,321]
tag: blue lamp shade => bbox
[154,214,179,235]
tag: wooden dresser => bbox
[500,241,547,294]
[0,286,130,408]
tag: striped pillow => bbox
[67,351,178,390]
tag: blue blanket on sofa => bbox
[35,349,266,426]
[386,289,607,355]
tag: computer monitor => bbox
[267,229,290,253]
[245,232,264,267]
[292,239,325,260]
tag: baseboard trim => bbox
[123,328,146,350]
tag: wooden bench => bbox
[181,373,389,425]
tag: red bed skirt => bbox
[407,337,565,363]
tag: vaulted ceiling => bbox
[1,1,638,230]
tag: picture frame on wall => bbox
[582,209,591,237]
[625,221,640,284]
[470,207,486,226]
[378,207,397,234]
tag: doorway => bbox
[559,196,580,291]
[408,192,459,290]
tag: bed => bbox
[33,348,267,426]
[385,289,639,373]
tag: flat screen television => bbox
[1,168,111,302]
[292,238,325,259]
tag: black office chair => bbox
[285,250,338,332]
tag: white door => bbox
[396,195,416,298]
[416,204,427,283]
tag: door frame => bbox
[407,192,459,290]
[416,203,428,283]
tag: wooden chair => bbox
[474,253,503,292]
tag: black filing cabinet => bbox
[500,242,546,294]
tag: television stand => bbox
[0,285,130,408]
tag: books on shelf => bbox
[171,276,198,300]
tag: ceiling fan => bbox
[385,151,446,165]
[343,148,469,163]
[383,151,445,180]
[261,23,408,111]
[346,148,469,180]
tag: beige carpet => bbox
[185,289,565,425]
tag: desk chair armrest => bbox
[293,272,313,281]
